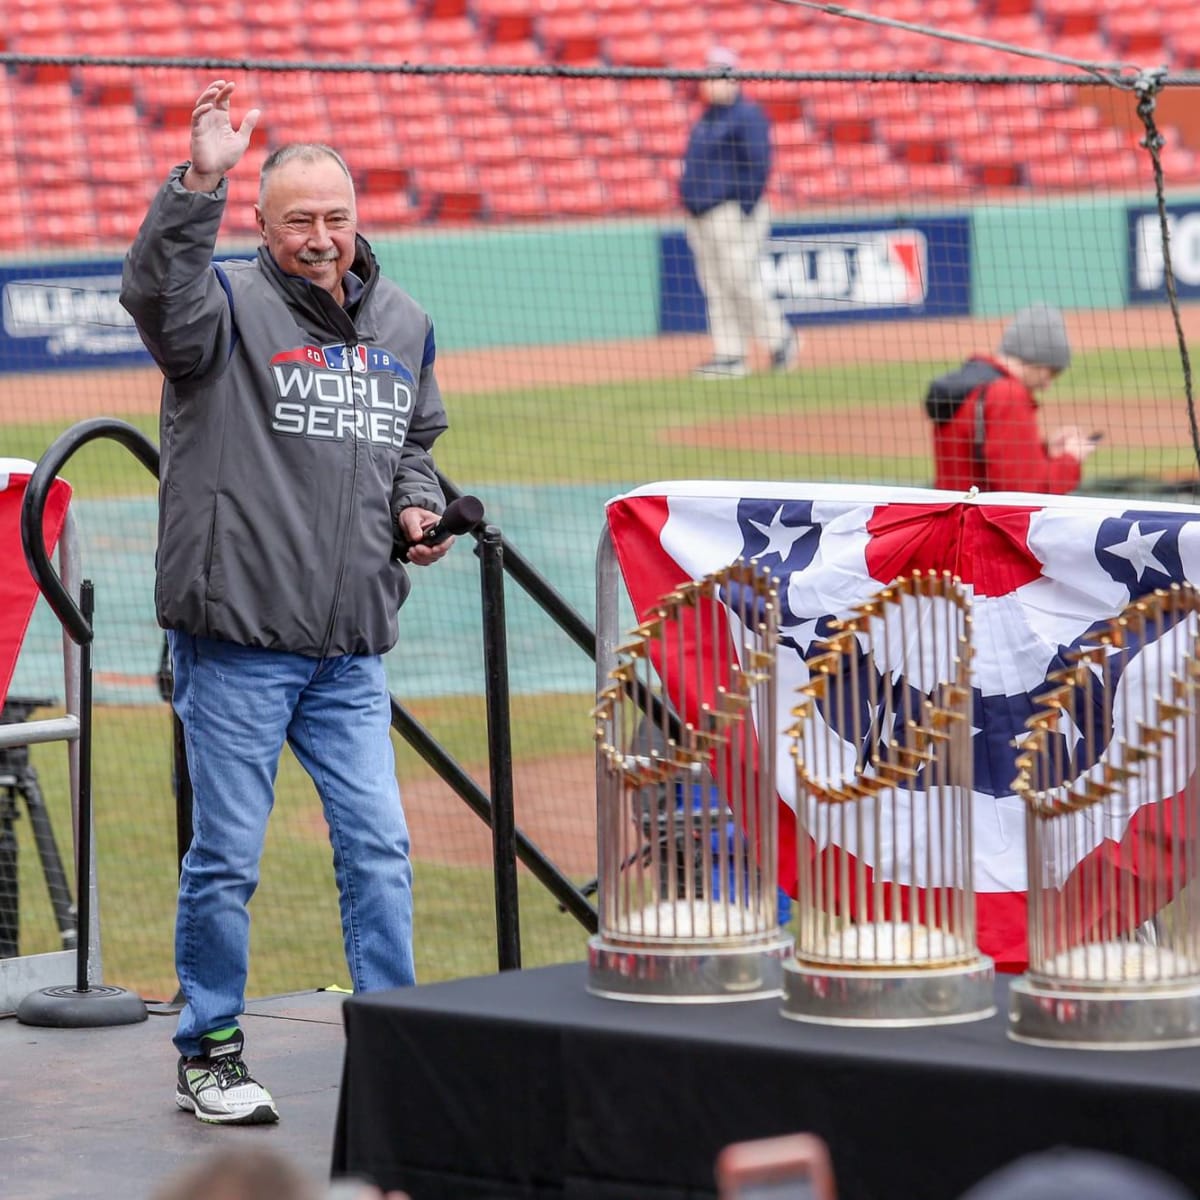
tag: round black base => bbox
[16,984,148,1028]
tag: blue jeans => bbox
[169,632,414,1057]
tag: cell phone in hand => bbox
[1088,431,1105,443]
[715,1132,837,1200]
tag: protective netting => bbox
[2,0,1199,999]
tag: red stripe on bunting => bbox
[0,473,71,712]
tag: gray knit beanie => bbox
[999,304,1071,371]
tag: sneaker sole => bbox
[176,1090,279,1125]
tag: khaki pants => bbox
[685,200,790,361]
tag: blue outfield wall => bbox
[0,194,1190,376]
[660,216,973,333]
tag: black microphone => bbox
[395,494,484,561]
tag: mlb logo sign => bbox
[322,343,370,372]
[764,229,929,312]
[657,216,969,334]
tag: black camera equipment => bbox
[0,696,75,959]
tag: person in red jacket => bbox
[927,304,1098,494]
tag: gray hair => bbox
[258,143,355,206]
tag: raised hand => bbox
[183,80,261,193]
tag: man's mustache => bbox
[297,249,340,264]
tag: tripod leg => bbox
[19,769,76,949]
[0,793,18,958]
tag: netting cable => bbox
[1131,66,1199,474]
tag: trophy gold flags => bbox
[1009,584,1200,1048]
[783,570,995,1026]
[588,560,793,1001]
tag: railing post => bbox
[478,526,521,970]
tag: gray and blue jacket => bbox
[121,165,448,658]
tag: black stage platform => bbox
[1,989,348,1199]
[334,962,1200,1200]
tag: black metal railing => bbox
[20,418,597,977]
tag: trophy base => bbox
[780,957,996,1027]
[1008,976,1200,1049]
[586,932,794,1003]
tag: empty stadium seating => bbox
[1,0,1198,246]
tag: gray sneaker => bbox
[693,356,748,379]
[176,1028,279,1125]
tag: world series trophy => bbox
[1009,584,1200,1048]
[588,560,794,1002]
[783,570,995,1026]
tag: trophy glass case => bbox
[589,561,793,1002]
[783,570,995,1026]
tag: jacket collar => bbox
[257,233,380,334]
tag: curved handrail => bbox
[20,418,159,645]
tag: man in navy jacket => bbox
[680,46,798,379]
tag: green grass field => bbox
[6,336,1196,999]
[7,343,1193,495]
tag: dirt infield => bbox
[401,753,598,875]
[3,303,1194,426]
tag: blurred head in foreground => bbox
[957,1147,1196,1200]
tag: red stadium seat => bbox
[486,182,550,222]
[1040,0,1103,37]
[355,191,427,229]
[846,161,910,200]
[302,23,363,61]
[546,178,610,218]
[773,141,837,175]
[64,3,129,37]
[1104,9,1166,56]
[357,165,412,194]
[537,12,604,63]
[377,82,449,123]
[76,68,138,107]
[907,161,970,196]
[609,176,674,216]
[604,32,667,69]
[979,0,1035,12]
[1024,159,1089,190]
[472,0,538,44]
[1169,26,1200,68]
[420,16,481,52]
[771,119,817,154]
[414,165,484,222]
[535,157,602,189]
[880,115,951,165]
[477,160,545,220]
[1007,128,1072,164]
[417,0,470,17]
[339,135,406,175]
[785,169,853,207]
[518,132,586,166]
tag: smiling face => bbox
[256,151,357,303]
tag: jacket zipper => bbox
[319,334,362,658]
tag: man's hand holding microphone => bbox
[395,495,485,565]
